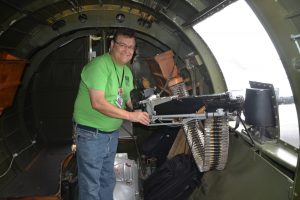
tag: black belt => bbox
[76,123,115,134]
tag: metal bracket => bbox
[139,95,179,116]
[291,34,300,54]
[148,109,227,126]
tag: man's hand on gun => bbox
[128,111,150,126]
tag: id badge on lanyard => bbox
[112,57,125,109]
[116,88,123,108]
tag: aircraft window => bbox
[193,0,299,148]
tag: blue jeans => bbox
[75,124,119,200]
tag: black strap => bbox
[112,59,125,88]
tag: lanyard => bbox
[112,60,125,88]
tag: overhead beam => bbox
[182,0,238,27]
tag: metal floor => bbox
[0,143,71,198]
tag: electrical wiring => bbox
[0,140,36,178]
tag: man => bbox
[73,28,150,200]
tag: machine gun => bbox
[132,91,244,172]
[136,92,244,126]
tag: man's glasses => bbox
[114,40,136,51]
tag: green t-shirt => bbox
[73,53,134,132]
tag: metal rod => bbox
[152,113,206,119]
[291,34,300,40]
[237,114,255,146]
[294,40,300,54]
[291,34,300,54]
[148,122,182,126]
[151,111,226,120]
[102,30,107,53]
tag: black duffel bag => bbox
[142,127,179,167]
[143,154,203,200]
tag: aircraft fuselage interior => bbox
[0,0,300,200]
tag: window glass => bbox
[193,0,299,148]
